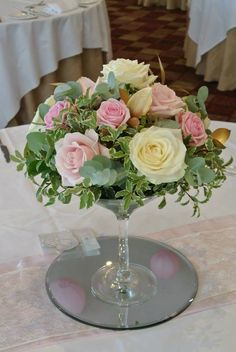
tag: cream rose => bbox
[129,126,187,184]
[101,59,157,89]
[127,87,152,117]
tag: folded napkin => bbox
[42,0,79,14]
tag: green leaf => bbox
[158,197,166,209]
[87,191,95,207]
[37,193,43,203]
[187,157,205,172]
[15,150,24,160]
[38,103,50,119]
[92,187,101,202]
[126,180,133,192]
[26,132,46,154]
[79,165,95,177]
[107,71,116,89]
[92,155,112,168]
[156,119,180,129]
[11,155,22,163]
[223,156,234,168]
[197,86,208,103]
[83,178,91,187]
[205,138,214,151]
[51,175,61,191]
[115,169,127,185]
[27,160,41,176]
[106,169,118,186]
[95,83,110,95]
[197,86,208,117]
[79,189,96,209]
[124,194,132,211]
[54,83,72,100]
[79,193,87,209]
[197,167,216,184]
[45,197,56,206]
[115,190,128,198]
[16,163,24,171]
[58,192,72,204]
[181,200,190,206]
[184,170,196,186]
[94,169,110,185]
[54,81,82,101]
[80,156,125,187]
[94,80,119,99]
[67,81,83,99]
[117,137,130,153]
[110,150,125,159]
[185,95,198,113]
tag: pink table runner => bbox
[1,214,236,351]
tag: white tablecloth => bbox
[0,0,112,129]
[0,121,236,351]
[188,0,236,65]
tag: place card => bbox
[72,230,101,256]
[39,230,78,254]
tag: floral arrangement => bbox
[12,59,232,216]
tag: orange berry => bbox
[128,117,140,128]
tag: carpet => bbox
[107,0,236,122]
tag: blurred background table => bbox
[138,0,187,10]
[184,0,236,91]
[0,0,112,128]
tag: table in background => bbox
[0,121,236,351]
[184,0,236,91]
[138,0,187,10]
[0,0,112,128]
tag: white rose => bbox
[129,126,187,184]
[28,95,56,133]
[101,59,157,89]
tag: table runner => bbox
[1,214,236,351]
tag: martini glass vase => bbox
[91,199,158,306]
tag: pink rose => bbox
[176,111,208,146]
[44,101,69,129]
[97,98,130,128]
[149,83,185,117]
[55,130,109,186]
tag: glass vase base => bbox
[45,236,198,330]
[91,263,158,306]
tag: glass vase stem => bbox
[117,217,130,285]
[91,198,158,306]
